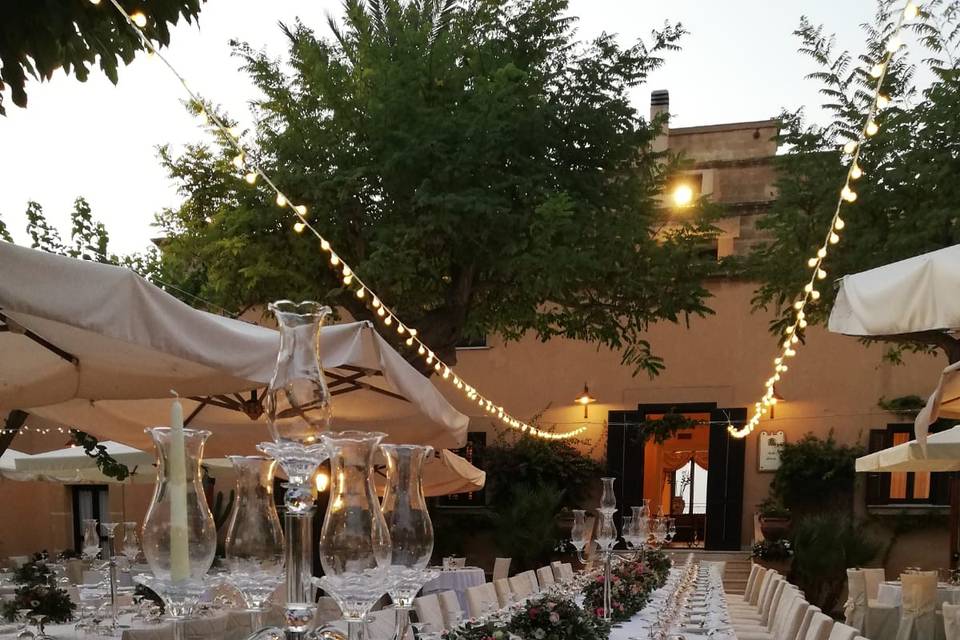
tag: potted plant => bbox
[758,497,791,542]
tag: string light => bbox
[98,0,586,441]
[730,0,913,438]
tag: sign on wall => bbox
[758,430,785,472]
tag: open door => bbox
[704,407,746,551]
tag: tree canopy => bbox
[155,0,719,377]
[744,0,960,363]
[0,0,203,115]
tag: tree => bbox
[745,1,960,363]
[0,0,203,115]
[156,0,718,377]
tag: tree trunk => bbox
[0,410,28,457]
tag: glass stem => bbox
[603,550,612,621]
[348,620,366,640]
[108,557,119,626]
[172,618,186,640]
[394,607,410,640]
[250,610,264,632]
[283,506,314,640]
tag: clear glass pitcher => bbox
[264,300,333,447]
[224,456,284,575]
[317,431,392,626]
[141,427,217,581]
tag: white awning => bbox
[856,424,960,472]
[14,440,153,473]
[0,243,468,451]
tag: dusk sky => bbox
[0,0,909,255]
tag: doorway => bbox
[607,403,746,551]
[71,485,109,555]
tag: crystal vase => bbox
[570,510,588,552]
[82,519,100,560]
[257,300,334,637]
[381,445,436,640]
[141,427,217,581]
[224,456,285,630]
[599,476,617,515]
[317,431,392,640]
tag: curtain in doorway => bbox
[662,450,709,473]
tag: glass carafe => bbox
[317,431,392,639]
[82,519,100,560]
[570,510,588,551]
[224,456,284,629]
[595,513,617,550]
[599,476,617,515]
[141,427,217,581]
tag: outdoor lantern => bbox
[671,183,695,207]
[575,383,597,418]
[770,385,785,418]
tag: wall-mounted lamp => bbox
[770,385,785,419]
[575,383,597,419]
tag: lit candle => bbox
[168,393,190,582]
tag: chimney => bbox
[650,90,670,152]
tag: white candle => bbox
[168,395,191,582]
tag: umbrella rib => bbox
[183,397,210,426]
[0,311,78,365]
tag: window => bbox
[456,334,488,349]
[865,425,948,506]
[71,485,110,555]
[671,458,708,515]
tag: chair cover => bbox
[734,585,794,634]
[413,594,445,631]
[750,567,770,605]
[465,583,496,618]
[896,573,937,640]
[492,557,511,581]
[523,570,540,593]
[866,599,900,640]
[805,612,836,640]
[550,560,563,581]
[560,563,574,581]
[536,566,555,588]
[438,590,463,628]
[796,605,822,640]
[864,568,886,602]
[845,569,868,632]
[828,622,860,640]
[509,573,533,598]
[493,578,512,607]
[944,602,960,640]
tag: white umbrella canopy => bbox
[0,243,468,451]
[856,425,960,472]
[0,448,40,481]
[14,440,153,473]
[371,449,486,498]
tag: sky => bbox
[0,0,888,255]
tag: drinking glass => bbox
[82,519,100,560]
[570,509,588,551]
[122,522,141,562]
[595,513,617,550]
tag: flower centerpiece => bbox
[442,594,609,640]
[581,551,672,622]
[1,554,75,626]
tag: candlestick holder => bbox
[134,575,210,640]
[98,523,128,632]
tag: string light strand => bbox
[100,0,586,441]
[730,0,917,438]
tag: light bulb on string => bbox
[232,153,245,169]
[131,11,147,27]
[886,36,902,53]
[905,2,919,19]
[830,232,841,244]
[817,247,827,258]
[356,288,365,299]
[811,290,821,300]
[276,194,287,207]
[877,94,891,109]
[850,163,863,180]
[870,63,885,78]
[808,257,819,267]
[320,239,331,251]
[244,172,258,184]
[843,141,858,154]
[841,186,857,202]
[295,205,307,216]
[384,316,393,326]
[866,120,879,137]
[293,222,306,234]
[330,254,340,266]
[817,268,827,280]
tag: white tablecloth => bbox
[422,567,486,608]
[877,580,960,607]
[0,611,246,640]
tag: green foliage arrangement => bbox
[581,551,671,622]
[0,0,203,114]
[771,432,862,512]
[490,484,564,572]
[742,2,960,364]
[789,514,879,614]
[70,429,132,482]
[154,0,719,378]
[1,556,75,625]
[752,539,793,561]
[441,593,610,640]
[632,411,701,445]
[878,395,926,414]
[757,496,791,519]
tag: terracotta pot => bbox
[759,516,791,542]
[671,496,685,515]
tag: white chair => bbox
[413,593,445,632]
[805,612,836,640]
[492,557,511,581]
[828,622,860,640]
[536,566,555,588]
[731,574,783,625]
[730,569,776,616]
[559,563,574,581]
[465,583,497,618]
[734,585,798,637]
[493,578,512,607]
[896,572,937,640]
[522,570,540,593]
[747,566,770,606]
[864,568,886,603]
[844,569,868,632]
[944,602,960,640]
[550,560,563,581]
[796,605,823,640]
[365,609,414,640]
[437,590,463,629]
[509,573,533,599]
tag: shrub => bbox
[772,432,862,512]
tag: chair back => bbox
[748,566,769,605]
[901,572,937,614]
[509,573,533,598]
[414,594,445,631]
[843,569,867,632]
[804,612,835,640]
[754,568,778,609]
[944,602,960,640]
[492,557,511,581]
[438,590,463,629]
[769,588,799,637]
[742,563,762,597]
[827,622,859,640]
[493,578,512,607]
[779,599,811,640]
[795,605,822,640]
[550,560,563,581]
[862,568,885,601]
[536,566,555,588]
[560,563,574,581]
[523,570,540,593]
[759,575,784,623]
[465,584,489,618]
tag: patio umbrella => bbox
[856,425,960,472]
[828,244,960,446]
[0,448,41,481]
[0,242,468,451]
[13,440,155,484]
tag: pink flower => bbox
[545,602,556,611]
[595,575,605,583]
[528,607,540,618]
[549,612,560,625]
[595,607,605,617]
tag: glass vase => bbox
[257,300,334,636]
[141,427,217,581]
[81,519,100,560]
[599,476,617,515]
[595,513,617,550]
[224,456,285,630]
[570,509,588,551]
[382,445,437,640]
[317,431,392,640]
